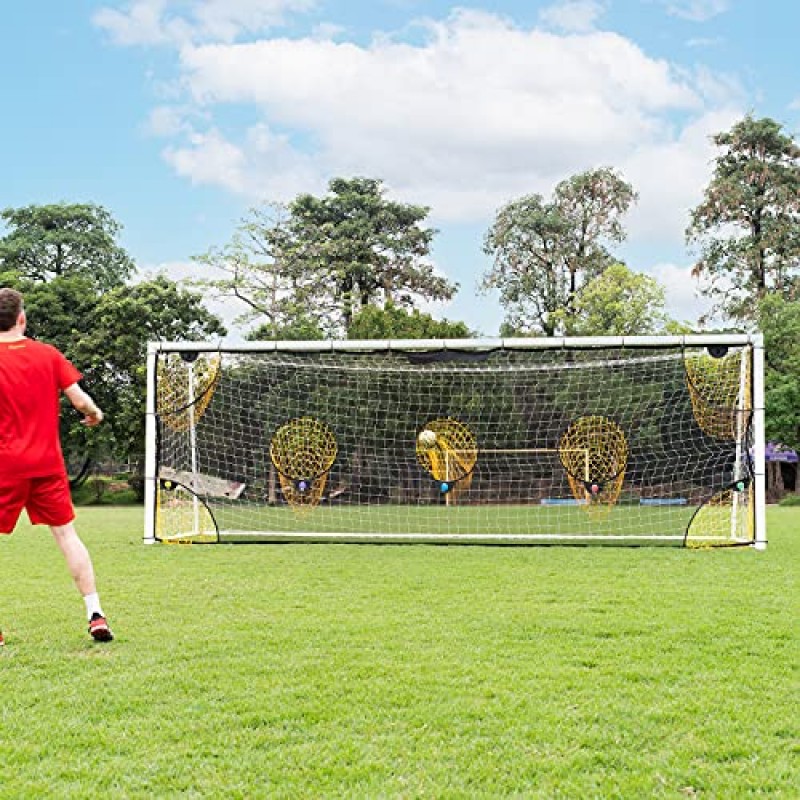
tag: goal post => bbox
[144,335,766,548]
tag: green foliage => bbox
[559,263,672,335]
[347,302,473,339]
[287,177,456,330]
[70,477,139,506]
[758,294,800,449]
[0,507,797,796]
[687,115,800,321]
[778,493,800,506]
[482,168,637,335]
[0,203,226,465]
[195,179,457,336]
[74,275,226,458]
[246,314,326,341]
[193,202,320,334]
[0,203,135,290]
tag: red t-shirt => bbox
[0,338,82,478]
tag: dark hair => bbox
[0,288,24,332]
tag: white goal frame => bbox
[144,334,766,549]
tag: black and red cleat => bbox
[88,613,113,642]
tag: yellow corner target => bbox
[416,418,478,498]
[156,479,219,544]
[685,480,753,549]
[157,353,221,432]
[685,349,751,441]
[559,416,628,512]
[269,417,338,514]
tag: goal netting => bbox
[144,336,766,548]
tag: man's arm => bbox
[63,383,104,427]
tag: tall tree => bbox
[74,275,227,461]
[195,181,457,335]
[0,203,135,290]
[687,115,800,322]
[283,177,456,331]
[482,167,636,335]
[193,203,325,337]
[563,263,673,336]
[0,202,226,472]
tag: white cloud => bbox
[163,129,249,193]
[163,123,323,199]
[94,0,315,46]
[143,105,192,137]
[661,0,729,22]
[103,6,747,293]
[539,1,606,33]
[94,0,174,46]
[166,8,711,221]
[621,107,741,247]
[192,0,316,42]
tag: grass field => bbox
[1,507,798,798]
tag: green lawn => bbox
[1,507,797,797]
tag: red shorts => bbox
[0,474,75,533]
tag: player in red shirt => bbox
[0,288,113,645]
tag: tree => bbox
[758,294,800,450]
[561,263,672,336]
[73,276,227,462]
[286,177,457,330]
[193,203,325,337]
[0,203,135,290]
[0,272,224,478]
[482,167,636,335]
[246,315,325,341]
[197,179,458,336]
[347,303,473,340]
[687,115,800,322]
[0,202,227,474]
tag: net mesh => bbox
[152,343,755,545]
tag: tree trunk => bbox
[767,461,784,502]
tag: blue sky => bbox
[2,1,798,336]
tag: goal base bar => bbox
[162,530,755,547]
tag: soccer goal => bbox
[143,335,766,548]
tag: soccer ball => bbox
[417,429,437,448]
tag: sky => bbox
[2,0,798,337]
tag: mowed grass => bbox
[1,508,797,798]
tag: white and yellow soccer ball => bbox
[417,428,438,449]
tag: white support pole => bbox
[143,344,158,544]
[730,348,749,540]
[752,336,767,550]
[188,367,201,537]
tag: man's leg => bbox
[50,522,113,641]
[50,522,96,595]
